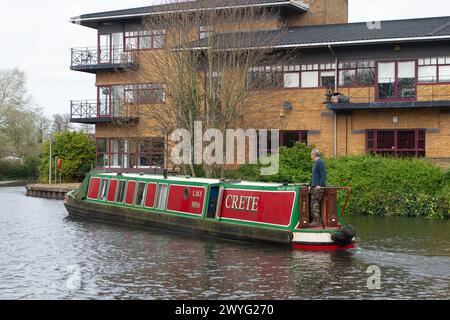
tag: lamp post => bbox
[54,156,57,184]
[48,133,52,185]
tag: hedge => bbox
[0,157,40,181]
[227,143,450,219]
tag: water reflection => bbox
[0,187,449,300]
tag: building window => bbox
[96,138,108,168]
[367,129,425,157]
[125,30,166,50]
[300,63,336,88]
[338,61,375,86]
[199,26,214,40]
[96,138,164,170]
[248,66,283,89]
[257,130,308,154]
[249,63,336,90]
[138,138,165,168]
[377,61,416,100]
[283,65,301,88]
[124,84,166,104]
[281,130,308,148]
[418,57,450,83]
[301,66,319,88]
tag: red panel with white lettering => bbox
[166,185,206,215]
[219,189,295,226]
[144,183,157,208]
[87,177,101,200]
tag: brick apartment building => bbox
[69,0,450,171]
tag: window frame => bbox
[366,129,426,157]
[418,56,450,83]
[135,182,148,207]
[257,130,308,155]
[124,29,166,51]
[116,180,127,203]
[376,60,418,102]
[248,63,336,90]
[338,60,376,88]
[199,26,214,40]
[96,138,165,170]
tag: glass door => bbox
[111,86,124,117]
[377,61,417,100]
[111,32,124,63]
[98,86,111,117]
[99,34,111,64]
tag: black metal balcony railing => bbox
[326,77,450,110]
[70,47,138,73]
[70,100,138,124]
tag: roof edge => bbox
[190,34,450,51]
[70,1,308,25]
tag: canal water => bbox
[0,187,449,300]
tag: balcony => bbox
[326,78,450,111]
[70,47,138,73]
[70,100,139,124]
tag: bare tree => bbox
[52,114,72,133]
[118,0,290,177]
[0,68,47,158]
[77,123,95,136]
[0,68,28,126]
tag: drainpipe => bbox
[328,44,338,157]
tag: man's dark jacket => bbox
[310,158,327,187]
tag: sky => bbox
[0,0,450,117]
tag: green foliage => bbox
[227,143,450,219]
[326,155,448,218]
[0,157,40,181]
[39,131,95,183]
[264,143,314,184]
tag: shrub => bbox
[227,144,449,218]
[39,131,95,183]
[0,157,40,181]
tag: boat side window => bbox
[99,179,109,201]
[117,180,127,203]
[156,184,168,210]
[135,182,147,206]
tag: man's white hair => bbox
[311,148,321,157]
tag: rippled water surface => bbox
[0,187,449,300]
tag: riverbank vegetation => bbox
[227,144,450,219]
[0,68,48,181]
[0,158,40,181]
[38,131,95,183]
[0,68,95,182]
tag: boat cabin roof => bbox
[93,172,292,188]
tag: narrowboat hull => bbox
[64,172,356,251]
[64,195,294,247]
[64,194,355,251]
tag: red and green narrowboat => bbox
[64,172,356,251]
